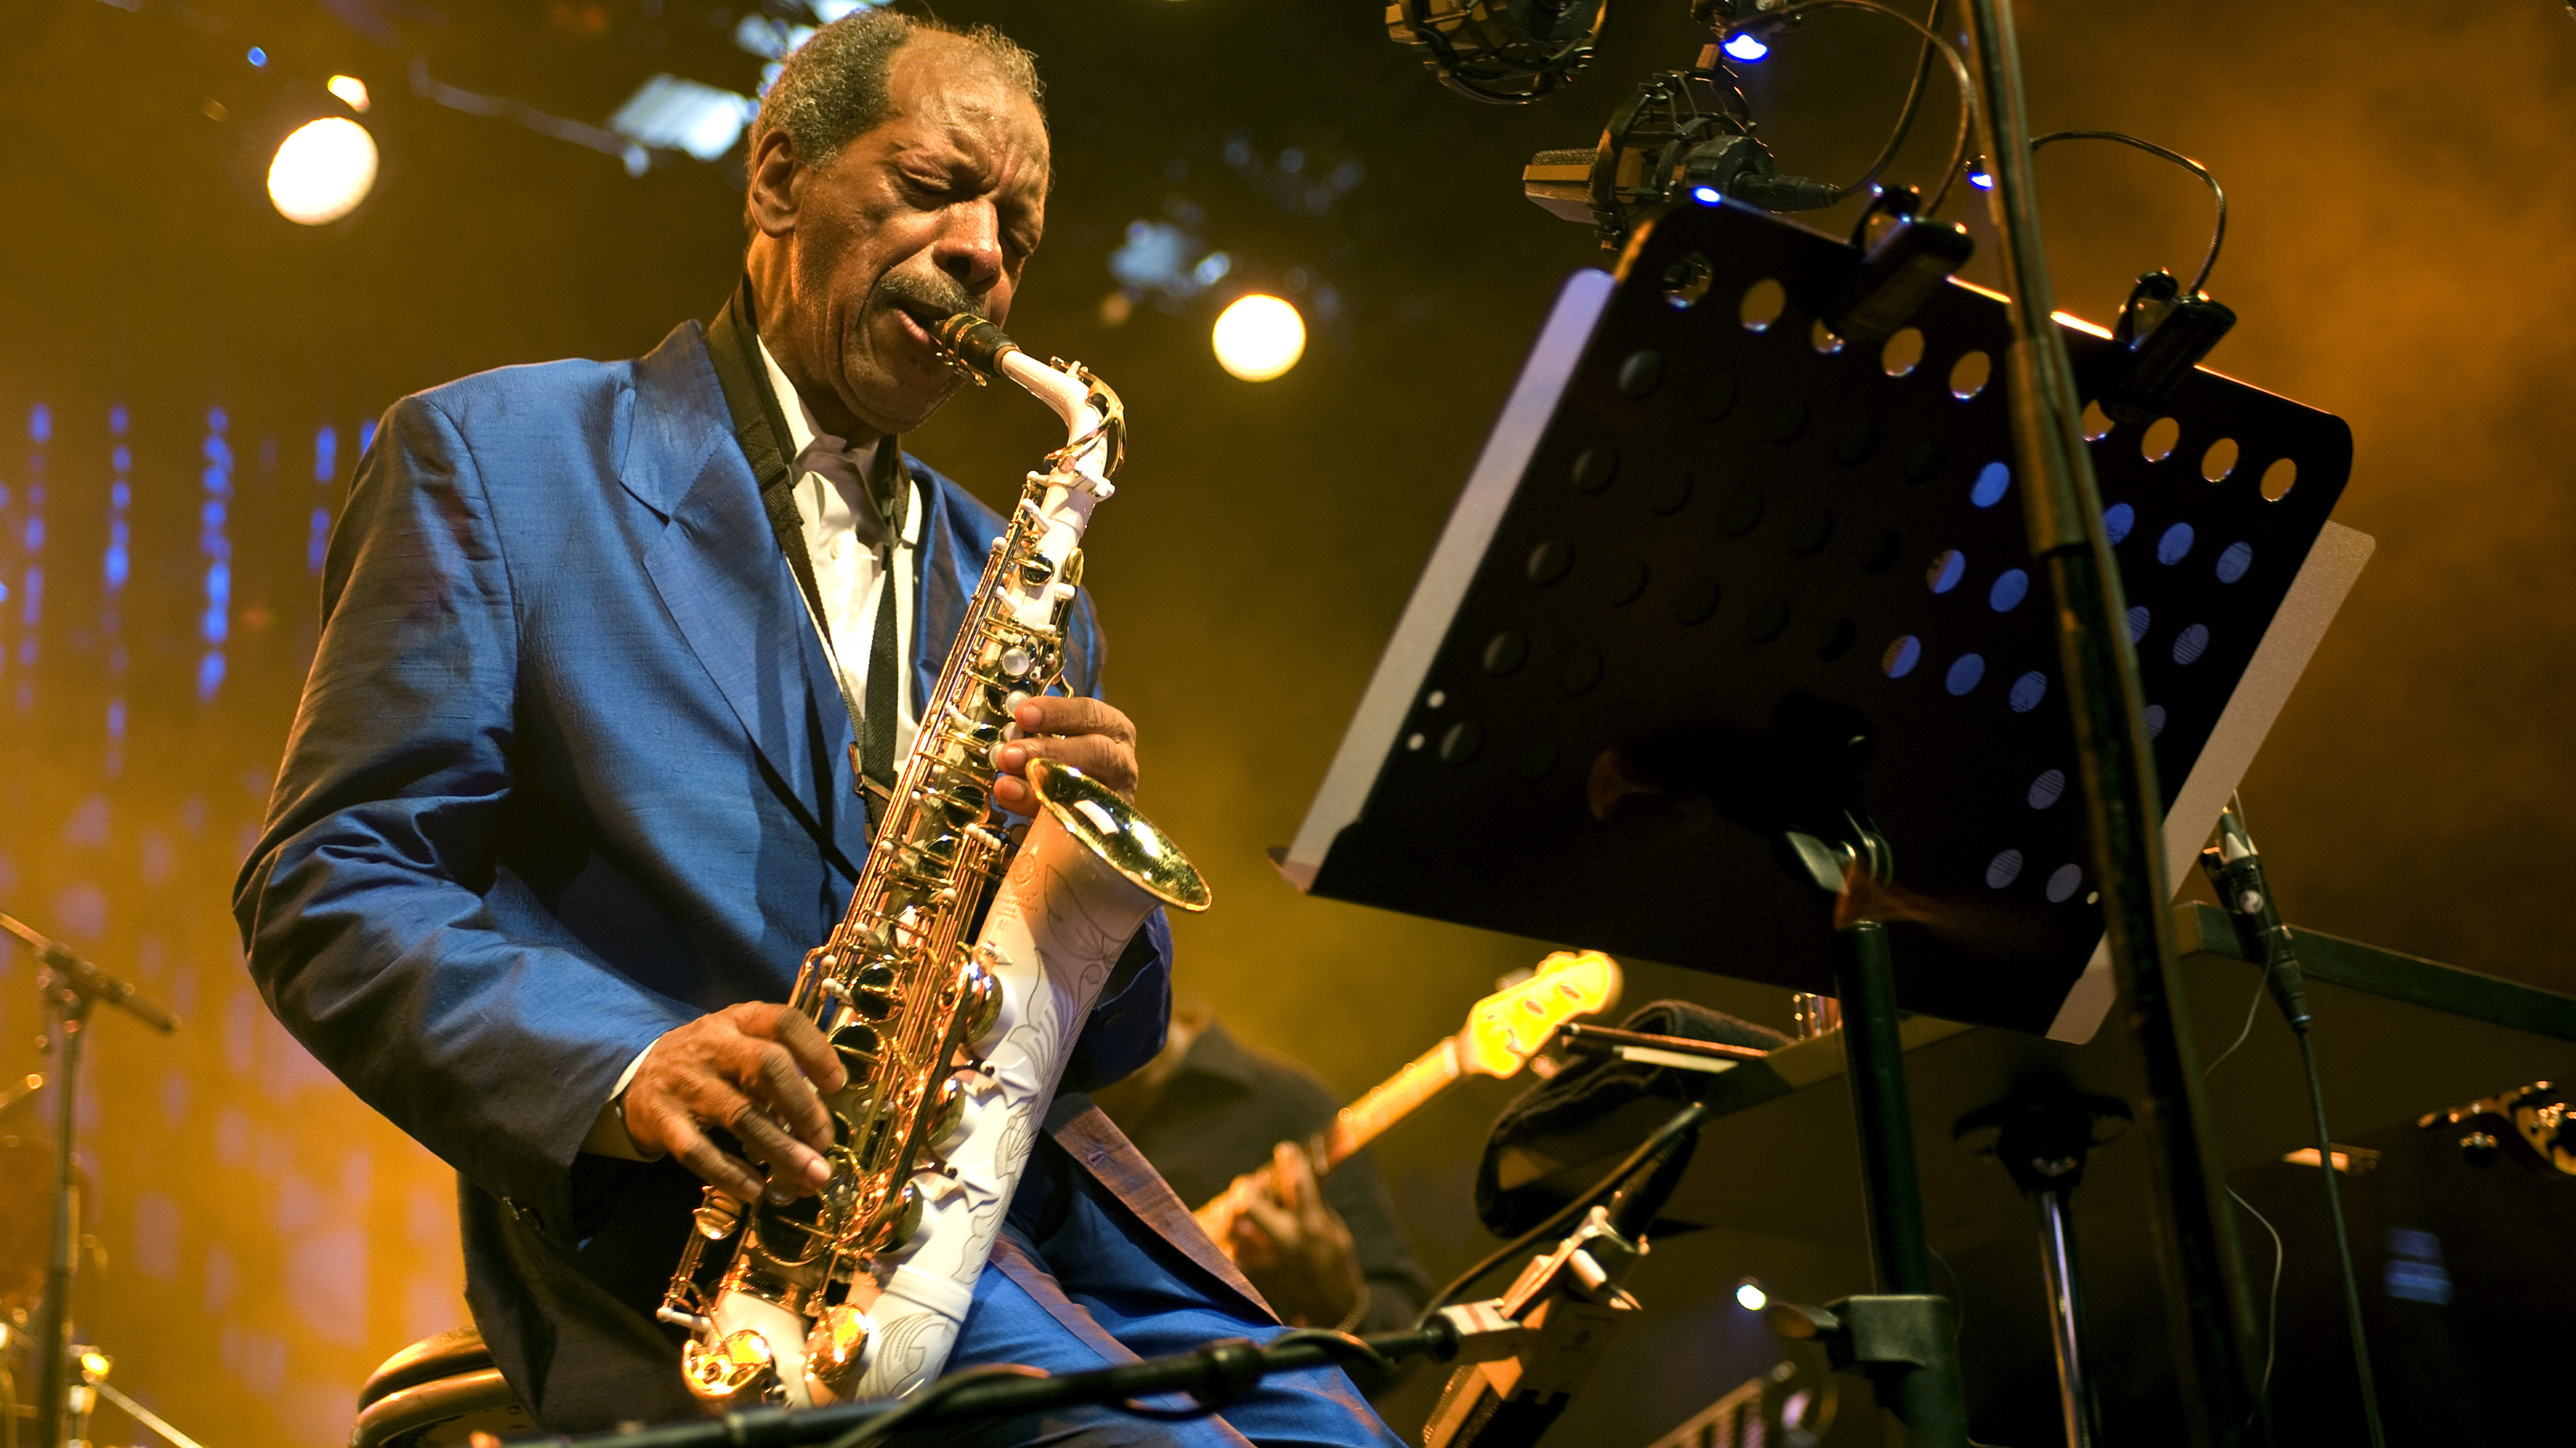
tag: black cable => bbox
[1831,0,1946,204]
[2031,129,2228,297]
[821,1363,1049,1448]
[1718,0,1978,216]
[1415,1101,1711,1324]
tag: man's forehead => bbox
[880,40,1049,174]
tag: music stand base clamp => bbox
[1765,1295,1965,1436]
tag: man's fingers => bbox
[747,1040,837,1158]
[1273,1142,1318,1212]
[662,1116,765,1204]
[728,1106,831,1194]
[769,1007,848,1094]
[1011,695,1136,746]
[994,734,1138,800]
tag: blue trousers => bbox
[934,1138,1403,1448]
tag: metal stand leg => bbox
[1829,920,1970,1448]
[1957,1090,2130,1448]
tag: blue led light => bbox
[1968,168,1994,190]
[1691,185,1723,206]
[247,47,267,67]
[1722,33,1770,62]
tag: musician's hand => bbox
[1227,1142,1365,1330]
[993,695,1139,807]
[621,1004,847,1206]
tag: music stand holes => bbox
[1835,417,1877,466]
[1904,441,1946,488]
[1425,691,1446,709]
[1572,446,1618,495]
[1559,648,1605,694]
[1946,653,1986,696]
[1405,732,1426,752]
[1766,397,1808,444]
[1694,375,1741,423]
[2201,437,2239,483]
[2216,541,2253,584]
[2140,416,2180,463]
[1439,721,1484,765]
[1720,486,1767,537]
[2029,768,2066,809]
[2144,704,2167,739]
[1482,631,1530,675]
[1880,327,1925,377]
[1861,529,1903,575]
[1617,350,1664,399]
[1602,557,1649,607]
[2103,502,2135,544]
[1663,251,1715,309]
[1882,635,1922,678]
[2172,623,2210,665]
[1989,568,2029,612]
[2260,457,2298,501]
[1927,550,1967,595]
[1815,616,1857,662]
[1515,740,1559,781]
[1740,278,1788,331]
[2045,864,2084,903]
[1811,320,1845,355]
[1674,575,1722,624]
[1986,849,2025,889]
[2156,521,2195,566]
[1746,598,1791,644]
[1527,539,1575,586]
[1790,510,1835,556]
[1971,462,2011,508]
[1949,350,1992,401]
[1643,470,1694,516]
[2008,670,2047,713]
[2126,605,2150,642]
[2079,401,2115,441]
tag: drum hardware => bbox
[1,912,190,1448]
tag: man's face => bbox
[762,37,1048,438]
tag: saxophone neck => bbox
[932,313,1124,483]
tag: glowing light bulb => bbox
[268,117,378,225]
[327,74,372,113]
[1211,294,1305,382]
[1721,33,1769,62]
[1691,185,1724,206]
[1735,1279,1768,1311]
[1968,166,1995,190]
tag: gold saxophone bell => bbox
[1024,759,1212,913]
[681,1329,777,1404]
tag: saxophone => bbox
[657,315,1211,1409]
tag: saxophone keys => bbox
[681,1330,777,1404]
[801,1304,872,1402]
[693,1190,746,1242]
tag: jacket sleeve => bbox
[233,395,686,1244]
[1054,579,1173,1093]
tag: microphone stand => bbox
[0,912,177,1448]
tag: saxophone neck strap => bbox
[706,277,907,794]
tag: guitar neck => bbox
[1309,1037,1465,1172]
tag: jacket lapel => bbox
[629,321,864,881]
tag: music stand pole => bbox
[1955,1,2261,1441]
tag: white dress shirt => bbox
[581,335,923,1161]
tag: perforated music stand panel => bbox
[1282,198,2363,1039]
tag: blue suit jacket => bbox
[233,318,1201,1425]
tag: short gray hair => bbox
[749,10,1046,170]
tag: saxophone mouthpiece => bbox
[933,313,1017,382]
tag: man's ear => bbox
[746,128,801,240]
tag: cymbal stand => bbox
[0,912,178,1448]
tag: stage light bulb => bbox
[328,74,372,113]
[1721,33,1769,62]
[1735,1279,1768,1311]
[1211,293,1305,382]
[268,117,377,225]
[1691,185,1723,206]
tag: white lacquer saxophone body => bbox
[657,315,1210,1409]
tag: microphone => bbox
[1387,0,1608,104]
[0,912,178,1032]
[1520,67,1839,247]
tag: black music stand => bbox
[1277,196,2367,1442]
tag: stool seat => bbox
[351,1328,533,1448]
[358,1327,494,1410]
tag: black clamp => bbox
[1765,1293,1957,1375]
[2096,269,2238,426]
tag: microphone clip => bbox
[2098,269,2237,426]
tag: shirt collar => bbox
[755,332,917,544]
